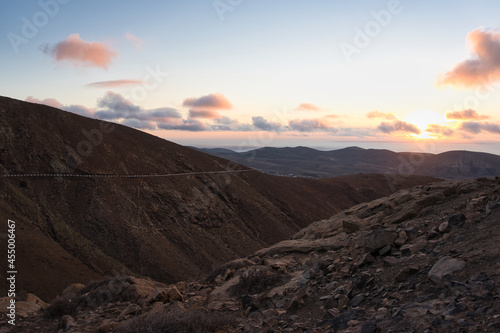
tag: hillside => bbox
[199,146,500,179]
[6,176,500,332]
[0,96,438,301]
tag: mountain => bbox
[0,96,438,301]
[8,176,500,332]
[198,146,500,179]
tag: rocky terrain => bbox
[0,96,438,301]
[199,146,500,179]
[4,175,500,332]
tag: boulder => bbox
[428,257,466,283]
[166,286,184,302]
[61,283,85,300]
[364,230,398,253]
[394,231,408,246]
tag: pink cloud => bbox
[296,103,320,111]
[42,34,117,69]
[367,111,397,120]
[125,33,145,50]
[438,28,500,86]
[25,96,93,117]
[85,80,144,88]
[183,93,232,110]
[26,96,63,109]
[446,109,489,120]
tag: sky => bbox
[2,0,500,154]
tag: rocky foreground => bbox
[2,176,500,332]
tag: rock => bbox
[486,201,500,215]
[438,221,451,233]
[448,214,466,226]
[364,230,398,253]
[118,303,141,319]
[401,237,428,255]
[12,301,43,318]
[147,288,169,303]
[166,286,184,302]
[394,231,408,246]
[131,277,168,298]
[386,202,421,224]
[61,283,85,300]
[395,266,419,282]
[343,219,361,234]
[287,295,305,312]
[349,294,364,307]
[383,256,399,266]
[415,193,445,208]
[58,315,77,332]
[253,238,344,258]
[25,293,48,309]
[378,244,392,256]
[207,275,240,303]
[428,256,466,283]
[356,253,375,267]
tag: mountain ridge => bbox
[197,146,500,179]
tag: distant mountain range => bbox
[196,146,500,179]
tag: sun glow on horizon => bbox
[405,110,447,139]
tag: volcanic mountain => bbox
[0,96,437,301]
[198,146,500,179]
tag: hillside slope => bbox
[7,176,500,332]
[0,97,438,301]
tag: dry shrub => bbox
[116,308,238,333]
[230,269,284,297]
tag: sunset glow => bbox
[1,1,500,153]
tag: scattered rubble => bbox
[3,177,500,332]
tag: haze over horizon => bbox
[2,0,500,154]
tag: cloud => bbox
[189,110,221,119]
[296,103,320,111]
[367,111,397,120]
[378,121,421,134]
[95,91,141,118]
[94,91,181,122]
[289,118,337,132]
[158,119,208,132]
[425,124,454,136]
[461,121,500,134]
[26,96,63,109]
[125,33,145,50]
[212,117,253,131]
[446,109,489,120]
[42,34,116,69]
[26,96,93,117]
[122,119,157,130]
[252,116,282,132]
[324,114,341,118]
[438,28,500,86]
[85,80,144,88]
[62,104,94,117]
[182,93,232,110]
